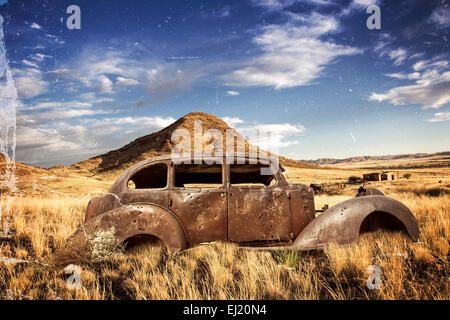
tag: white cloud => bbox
[12,68,49,98]
[22,59,39,68]
[221,116,305,152]
[387,48,408,66]
[384,72,421,80]
[409,52,425,60]
[45,34,65,45]
[428,6,450,28]
[224,12,361,89]
[373,33,395,52]
[222,116,244,127]
[413,60,448,71]
[19,101,93,111]
[77,92,114,105]
[32,53,52,62]
[115,77,140,87]
[16,115,177,167]
[373,35,409,67]
[18,109,110,124]
[97,75,114,93]
[15,123,101,167]
[253,0,331,11]
[140,66,205,105]
[93,116,175,128]
[78,54,128,86]
[218,6,231,17]
[252,0,284,11]
[48,50,204,105]
[16,124,97,154]
[351,0,379,7]
[370,59,450,109]
[17,97,114,125]
[226,90,240,96]
[30,22,42,30]
[45,109,109,120]
[339,0,380,16]
[238,123,306,150]
[428,112,450,122]
[80,116,176,136]
[16,127,61,150]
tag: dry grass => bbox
[0,167,448,300]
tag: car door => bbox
[227,162,292,243]
[168,161,228,245]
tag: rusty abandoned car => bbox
[75,155,420,253]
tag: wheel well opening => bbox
[123,234,164,251]
[359,211,408,236]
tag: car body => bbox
[78,155,419,253]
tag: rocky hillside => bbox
[73,111,316,174]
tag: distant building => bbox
[363,171,399,181]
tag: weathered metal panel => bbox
[288,186,315,237]
[228,186,291,242]
[119,189,169,208]
[170,189,227,245]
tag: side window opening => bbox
[175,163,223,188]
[230,163,277,187]
[127,163,168,189]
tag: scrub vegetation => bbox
[1,165,448,300]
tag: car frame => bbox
[76,154,419,253]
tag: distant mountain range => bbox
[302,152,450,166]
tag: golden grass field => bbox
[0,162,449,300]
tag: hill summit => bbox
[73,111,315,174]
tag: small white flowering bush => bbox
[89,227,125,262]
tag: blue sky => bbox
[0,0,449,167]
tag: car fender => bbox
[292,195,419,250]
[76,203,188,253]
[84,193,121,223]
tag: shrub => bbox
[403,173,412,179]
[53,227,125,266]
[90,227,125,263]
[424,188,449,197]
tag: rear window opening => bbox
[230,164,277,187]
[175,163,223,188]
[127,163,168,189]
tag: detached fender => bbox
[293,195,419,250]
[75,203,187,253]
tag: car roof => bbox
[109,154,285,194]
[129,154,284,173]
